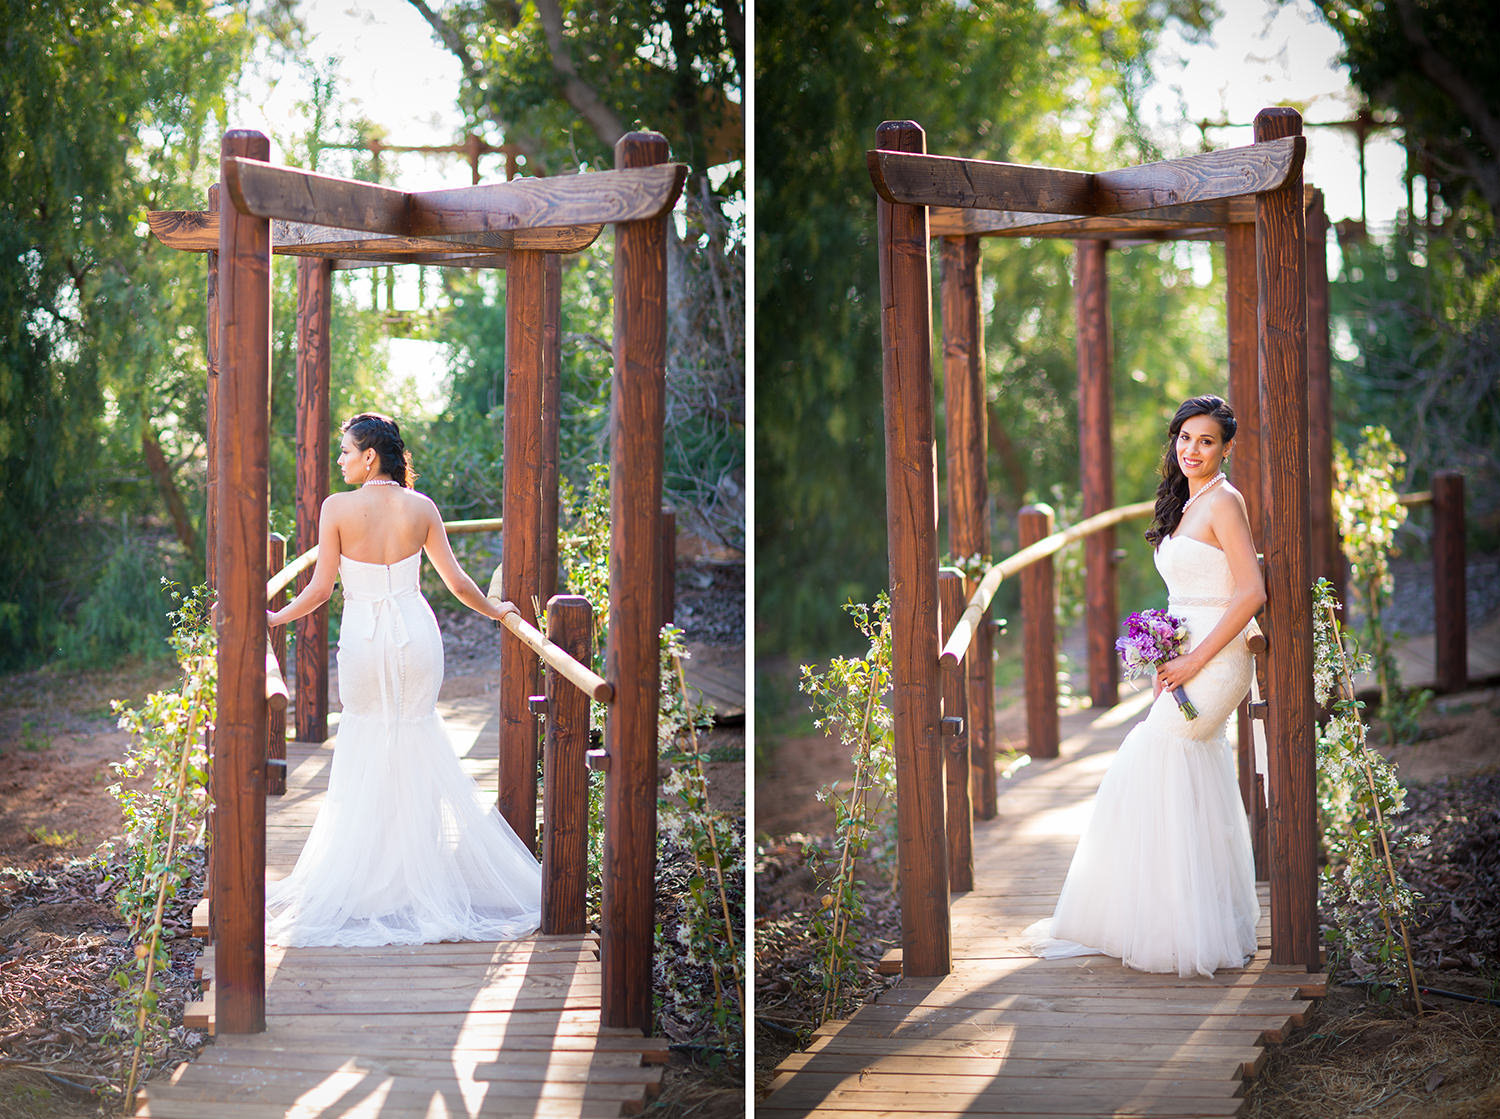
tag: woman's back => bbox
[330,485,435,565]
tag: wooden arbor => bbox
[151,129,685,1033]
[870,108,1323,976]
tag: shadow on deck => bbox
[764,688,1326,1118]
[136,697,667,1119]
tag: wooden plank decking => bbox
[763,688,1325,1118]
[137,695,667,1118]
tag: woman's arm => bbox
[421,499,519,624]
[267,496,344,628]
[1156,486,1267,692]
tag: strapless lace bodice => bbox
[1155,533,1233,609]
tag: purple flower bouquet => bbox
[1115,609,1198,719]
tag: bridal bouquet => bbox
[1116,609,1198,719]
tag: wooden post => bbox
[500,249,546,851]
[214,128,271,1032]
[660,508,676,629]
[1433,471,1467,693]
[603,131,670,1030]
[540,253,562,608]
[1255,107,1318,969]
[1019,504,1060,760]
[939,234,996,819]
[1226,221,1267,873]
[205,184,221,591]
[1306,192,1339,601]
[875,120,949,977]
[294,257,332,744]
[939,569,973,893]
[266,533,287,797]
[1075,239,1118,711]
[542,595,592,934]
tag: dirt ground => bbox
[754,667,1500,1114]
[0,555,746,1117]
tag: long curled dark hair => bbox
[343,412,417,489]
[1144,395,1237,548]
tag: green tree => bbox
[405,0,745,547]
[754,0,1217,655]
[0,0,250,667]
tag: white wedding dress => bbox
[1025,533,1259,977]
[265,551,542,946]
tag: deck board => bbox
[765,690,1323,1118]
[138,697,667,1118]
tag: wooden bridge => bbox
[136,695,668,1118]
[764,692,1326,1118]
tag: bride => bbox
[264,412,542,946]
[1026,395,1266,977]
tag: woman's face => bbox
[337,435,371,485]
[1175,414,1230,483]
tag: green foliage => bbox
[0,0,250,667]
[798,595,897,1024]
[105,582,215,1097]
[755,0,1220,655]
[1329,228,1500,543]
[1311,0,1500,219]
[1333,426,1431,741]
[1312,579,1426,1004]
[54,529,183,668]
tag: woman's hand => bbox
[1156,650,1205,694]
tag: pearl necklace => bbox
[362,479,400,488]
[1182,471,1226,515]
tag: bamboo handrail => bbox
[940,499,1156,668]
[264,516,506,600]
[487,566,613,704]
[1398,491,1432,507]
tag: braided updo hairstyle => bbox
[342,412,417,489]
[1143,395,1236,549]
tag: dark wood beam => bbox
[221,157,686,236]
[871,136,1303,216]
[929,199,1244,238]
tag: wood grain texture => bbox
[214,129,271,1033]
[542,597,591,935]
[1254,107,1319,969]
[219,157,685,236]
[1075,240,1119,710]
[939,571,973,893]
[602,131,671,1030]
[500,250,546,850]
[1433,471,1468,693]
[929,198,1247,239]
[540,254,562,609]
[1305,192,1340,601]
[1225,221,1267,877]
[874,121,950,978]
[205,189,220,592]
[148,209,603,256]
[293,257,331,745]
[938,236,996,820]
[1018,505,1060,760]
[871,137,1303,216]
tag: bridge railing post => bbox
[603,130,671,1029]
[939,569,973,893]
[294,256,332,744]
[542,595,592,934]
[876,119,949,978]
[1019,505,1060,759]
[1433,471,1467,694]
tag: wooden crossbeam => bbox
[929,199,1247,238]
[328,253,512,271]
[221,157,686,236]
[870,136,1303,216]
[148,210,600,258]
